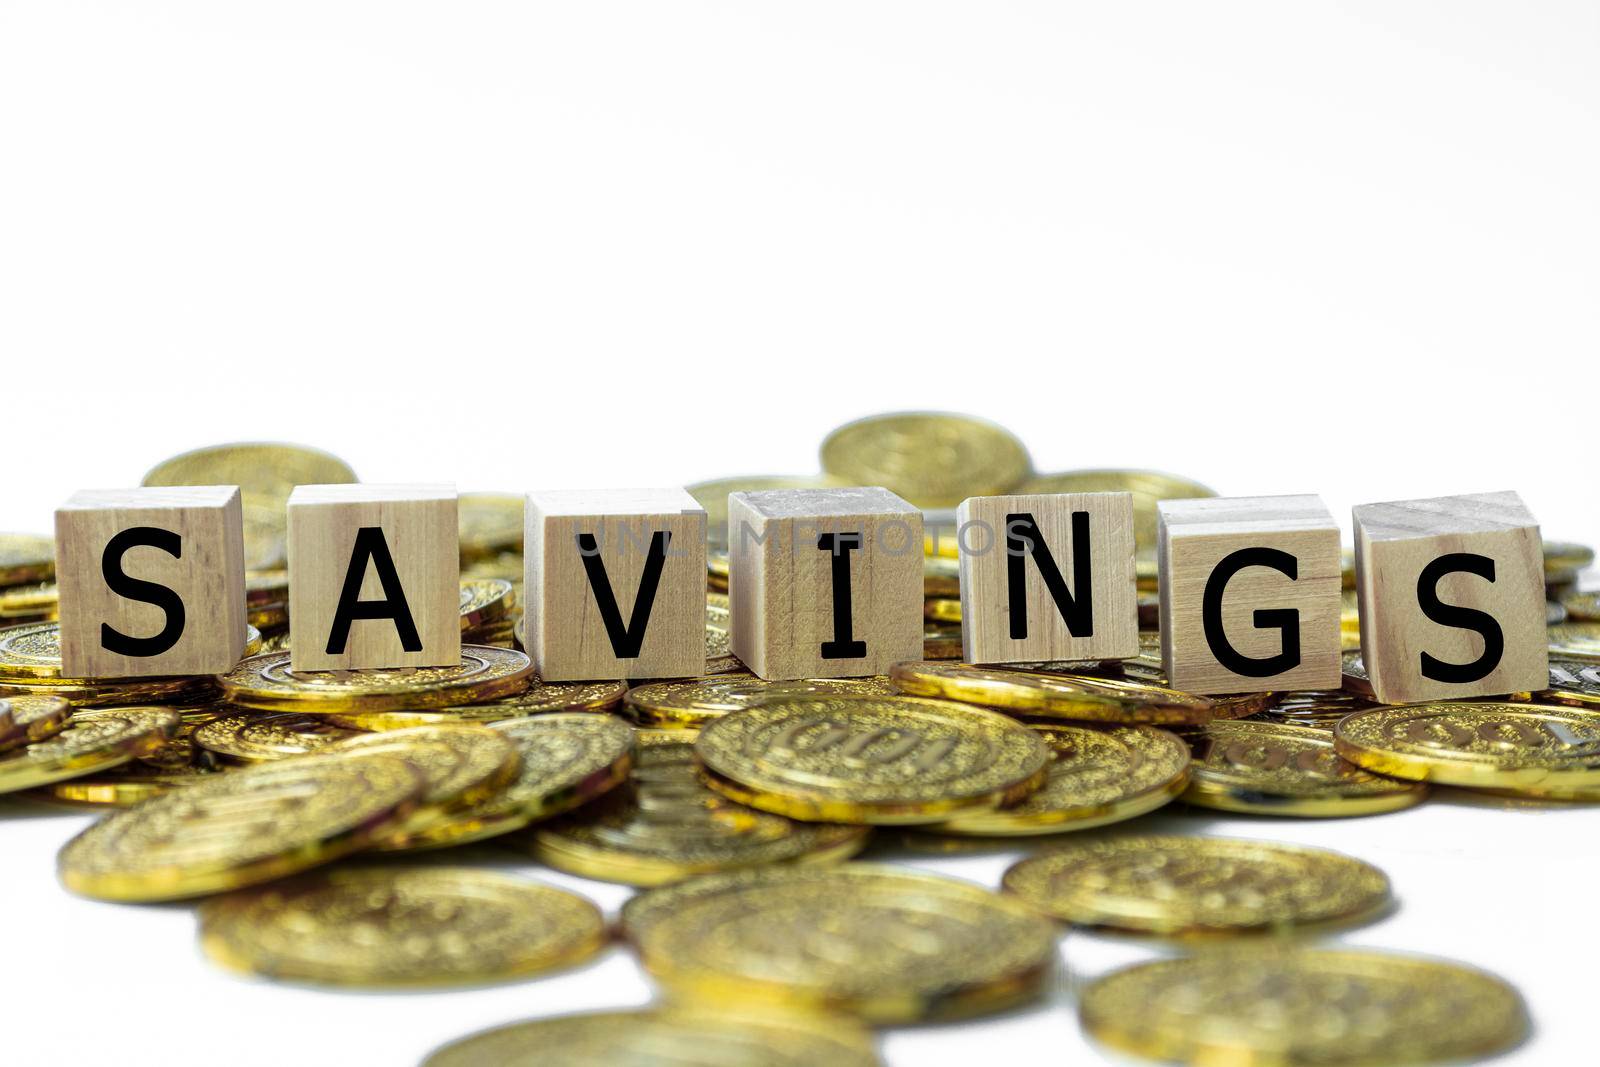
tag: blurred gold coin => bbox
[0,581,58,623]
[38,762,217,807]
[1016,469,1215,560]
[0,708,177,794]
[891,660,1215,726]
[623,675,899,729]
[1080,948,1527,1067]
[332,725,520,842]
[689,475,845,548]
[695,695,1051,824]
[0,693,70,752]
[1002,834,1390,936]
[328,677,628,729]
[924,597,961,623]
[458,578,515,630]
[922,625,963,660]
[820,412,1030,508]
[218,646,534,712]
[1184,719,1426,816]
[623,864,1056,1023]
[58,754,423,902]
[1549,621,1600,662]
[193,711,361,762]
[923,553,959,597]
[1544,540,1595,585]
[0,533,55,586]
[457,493,524,561]
[1562,590,1600,622]
[200,866,603,988]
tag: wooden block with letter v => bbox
[1157,494,1342,694]
[955,492,1138,665]
[729,487,923,680]
[287,484,460,671]
[525,488,707,681]
[55,486,247,678]
[1353,490,1547,704]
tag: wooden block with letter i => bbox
[729,487,923,680]
[955,492,1138,665]
[525,488,707,682]
[55,486,247,678]
[1353,490,1546,704]
[1157,494,1342,694]
[287,484,460,672]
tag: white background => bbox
[2,2,1597,1064]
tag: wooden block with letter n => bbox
[1353,490,1547,704]
[729,487,923,680]
[287,484,460,672]
[55,486,247,678]
[1157,494,1342,694]
[955,492,1138,665]
[525,488,707,681]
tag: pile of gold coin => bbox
[7,421,1588,1065]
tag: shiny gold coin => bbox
[624,675,899,729]
[624,864,1056,1022]
[1335,701,1600,792]
[689,475,846,548]
[931,724,1189,836]
[891,660,1215,726]
[1563,589,1600,622]
[193,711,361,762]
[423,1007,883,1067]
[1081,947,1528,1067]
[0,533,55,586]
[1002,834,1391,936]
[0,708,177,794]
[820,412,1031,509]
[1538,659,1600,710]
[458,578,515,630]
[0,693,71,752]
[332,725,520,842]
[58,753,423,901]
[1184,719,1426,816]
[695,695,1051,824]
[1549,621,1600,662]
[0,581,58,623]
[0,674,218,708]
[328,677,628,730]
[924,597,961,623]
[1016,469,1215,560]
[529,731,867,885]
[200,866,603,988]
[218,646,534,712]
[0,620,260,682]
[457,493,524,560]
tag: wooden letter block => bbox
[729,487,923,680]
[287,484,460,672]
[955,492,1138,665]
[56,486,247,678]
[1157,495,1342,694]
[525,488,706,682]
[1353,491,1547,704]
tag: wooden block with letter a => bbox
[955,492,1138,665]
[729,487,923,680]
[1353,490,1546,704]
[55,486,247,678]
[287,484,460,672]
[1157,494,1342,694]
[525,488,707,682]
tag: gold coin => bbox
[0,708,177,794]
[1253,689,1376,728]
[930,723,1189,836]
[1549,621,1600,662]
[193,711,361,762]
[37,761,219,807]
[529,731,867,885]
[328,677,628,729]
[1544,540,1595,584]
[58,753,423,901]
[0,674,218,708]
[0,693,71,752]
[1538,659,1600,710]
[820,412,1031,509]
[1016,469,1215,560]
[1184,719,1426,816]
[1335,701,1600,792]
[1340,646,1374,695]
[891,660,1215,726]
[0,581,58,623]
[458,578,515,630]
[689,475,846,548]
[923,554,959,597]
[623,864,1056,1022]
[458,493,524,561]
[1562,589,1600,622]
[200,866,603,988]
[1118,632,1278,719]
[624,675,899,729]
[924,597,961,623]
[703,615,743,675]
[218,646,534,712]
[695,695,1051,824]
[1080,947,1528,1067]
[0,620,261,683]
[423,1008,883,1067]
[1002,834,1391,936]
[922,625,963,660]
[332,725,520,842]
[0,533,55,586]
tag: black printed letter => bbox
[579,530,670,659]
[1005,512,1093,640]
[100,527,186,657]
[1202,547,1302,677]
[818,532,867,659]
[326,527,422,655]
[1417,552,1503,683]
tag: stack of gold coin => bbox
[622,674,899,730]
[218,646,533,713]
[0,620,247,707]
[458,577,517,645]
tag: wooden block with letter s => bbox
[1353,490,1547,704]
[525,488,707,681]
[55,486,248,678]
[287,484,460,671]
[729,487,923,680]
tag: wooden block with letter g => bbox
[525,488,707,681]
[1353,490,1547,704]
[729,487,923,680]
[955,492,1138,664]
[1157,494,1342,694]
[287,484,460,672]
[55,486,247,678]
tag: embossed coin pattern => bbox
[200,866,603,987]
[330,725,521,842]
[694,695,1051,824]
[623,675,900,729]
[0,693,71,752]
[193,712,361,762]
[457,578,515,629]
[890,660,1216,725]
[622,864,1057,1023]
[0,708,178,794]
[1001,834,1392,936]
[218,646,534,712]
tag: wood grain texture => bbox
[1353,490,1547,704]
[56,486,247,677]
[525,488,706,681]
[287,484,460,671]
[1157,494,1342,694]
[728,487,923,680]
[956,492,1137,665]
